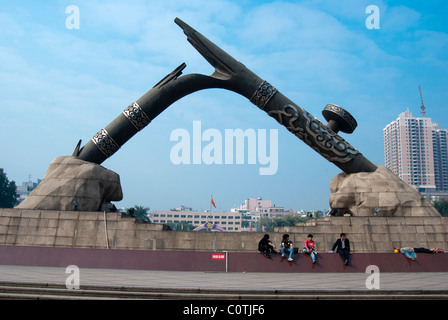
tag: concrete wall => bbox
[1,245,448,273]
[0,209,447,253]
[278,216,448,253]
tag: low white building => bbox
[150,210,243,231]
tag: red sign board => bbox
[212,253,225,260]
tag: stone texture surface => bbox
[16,156,123,212]
[1,209,447,253]
[329,165,440,217]
[278,216,448,253]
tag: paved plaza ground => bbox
[1,265,447,291]
[0,264,446,319]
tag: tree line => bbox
[2,168,448,219]
[0,169,18,208]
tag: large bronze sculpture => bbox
[17,19,439,217]
[75,18,376,175]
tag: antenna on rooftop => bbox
[419,85,426,117]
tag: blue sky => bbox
[1,0,447,212]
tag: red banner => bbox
[212,253,225,260]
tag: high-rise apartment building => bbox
[433,127,448,191]
[383,110,448,196]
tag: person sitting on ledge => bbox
[258,234,277,258]
[280,234,294,262]
[331,233,351,265]
[302,234,317,264]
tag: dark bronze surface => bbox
[76,18,377,174]
[322,104,358,134]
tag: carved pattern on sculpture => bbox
[91,128,120,158]
[250,81,278,110]
[123,102,151,131]
[268,104,360,164]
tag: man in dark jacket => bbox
[332,233,351,265]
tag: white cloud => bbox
[382,5,421,32]
[0,12,24,37]
[1,1,447,211]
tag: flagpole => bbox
[210,194,212,214]
[208,195,212,231]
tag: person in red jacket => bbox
[302,234,317,263]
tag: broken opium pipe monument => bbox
[75,18,377,175]
[19,18,441,216]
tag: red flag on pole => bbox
[211,195,216,208]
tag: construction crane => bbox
[419,85,426,117]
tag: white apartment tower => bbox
[384,110,448,193]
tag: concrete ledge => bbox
[0,245,447,273]
[1,209,448,253]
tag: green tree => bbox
[0,169,18,208]
[256,215,307,232]
[273,215,307,228]
[128,205,151,223]
[166,221,196,231]
[256,217,276,232]
[433,199,448,217]
[241,219,250,228]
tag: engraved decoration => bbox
[91,128,120,158]
[250,80,278,110]
[268,104,360,164]
[322,104,357,133]
[123,102,151,131]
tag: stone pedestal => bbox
[1,209,447,253]
[17,156,123,212]
[329,165,440,217]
